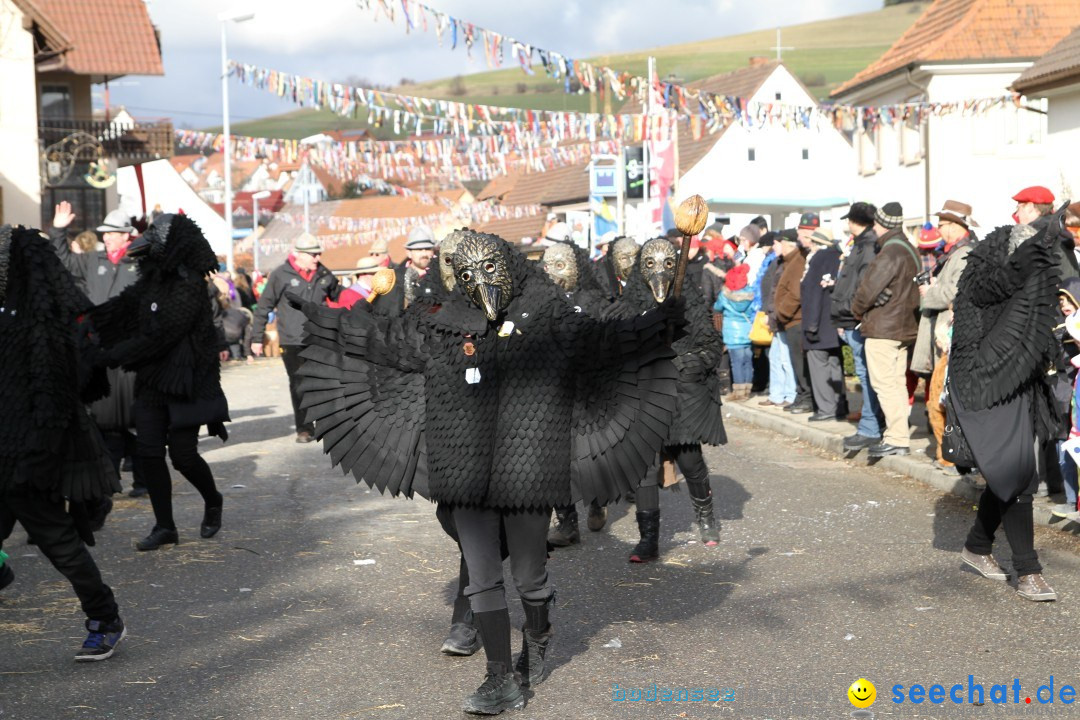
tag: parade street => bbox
[2,360,1080,720]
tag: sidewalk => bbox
[721,387,1080,537]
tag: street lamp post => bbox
[251,189,270,274]
[219,8,255,273]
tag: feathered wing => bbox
[568,306,679,505]
[296,301,430,499]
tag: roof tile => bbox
[1013,24,1080,93]
[34,0,163,78]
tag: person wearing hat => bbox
[251,232,340,443]
[758,230,796,408]
[48,202,148,501]
[773,229,814,413]
[1013,186,1077,281]
[713,264,755,400]
[831,202,883,449]
[329,256,384,310]
[912,201,979,475]
[368,237,395,269]
[851,202,920,458]
[801,228,848,422]
[371,226,436,318]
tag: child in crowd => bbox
[713,264,755,400]
[1052,279,1080,520]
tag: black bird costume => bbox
[89,214,229,551]
[295,230,677,714]
[604,237,727,561]
[0,224,126,657]
[951,218,1063,591]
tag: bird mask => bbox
[438,229,466,292]
[542,243,578,291]
[450,231,513,322]
[639,237,678,303]
[612,237,639,282]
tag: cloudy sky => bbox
[109,0,884,129]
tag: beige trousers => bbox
[865,338,912,448]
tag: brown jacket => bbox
[851,228,921,343]
[774,246,808,329]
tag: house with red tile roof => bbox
[831,0,1076,228]
[1012,26,1080,202]
[0,0,167,230]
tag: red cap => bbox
[918,222,942,250]
[724,264,750,291]
[1012,186,1055,204]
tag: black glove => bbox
[872,288,893,307]
[658,295,687,325]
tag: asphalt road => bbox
[2,360,1080,720]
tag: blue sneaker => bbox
[75,618,126,662]
[0,550,13,591]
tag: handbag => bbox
[749,311,773,346]
[942,381,977,468]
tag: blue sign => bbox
[591,166,619,196]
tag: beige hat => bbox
[355,256,383,274]
[370,238,390,254]
[810,228,835,246]
[294,232,323,254]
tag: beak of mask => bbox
[474,284,503,321]
[648,273,670,303]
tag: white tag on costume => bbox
[498,321,515,337]
[465,368,481,384]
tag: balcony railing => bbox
[39,117,174,162]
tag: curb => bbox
[721,400,1080,537]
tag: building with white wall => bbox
[831,0,1076,231]
[1012,26,1080,202]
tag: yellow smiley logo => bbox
[848,678,876,708]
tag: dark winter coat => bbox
[851,228,920,342]
[369,264,409,318]
[759,253,782,322]
[951,223,1062,501]
[90,215,229,435]
[700,260,726,309]
[252,259,339,347]
[604,259,726,448]
[1031,213,1080,282]
[774,247,808,329]
[296,239,678,512]
[801,247,842,350]
[49,227,140,305]
[0,225,119,501]
[830,227,879,330]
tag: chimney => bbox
[749,56,769,67]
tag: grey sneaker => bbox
[1049,503,1078,518]
[1016,573,1057,602]
[960,548,1007,581]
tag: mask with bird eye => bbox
[612,237,639,282]
[450,232,513,321]
[438,230,466,291]
[542,243,578,291]
[639,237,678,303]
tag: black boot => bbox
[515,596,554,687]
[546,506,580,547]
[463,661,524,715]
[136,525,179,552]
[200,499,223,539]
[629,510,660,563]
[690,495,720,546]
[586,500,607,532]
[442,608,482,656]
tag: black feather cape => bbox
[0,226,119,500]
[296,236,679,512]
[90,215,228,427]
[602,250,727,447]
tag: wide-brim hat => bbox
[294,232,323,254]
[405,225,435,250]
[933,199,978,229]
[370,238,390,254]
[810,229,834,246]
[96,209,135,234]
[355,256,383,274]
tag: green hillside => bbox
[222,2,928,139]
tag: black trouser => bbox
[807,347,848,416]
[0,491,119,622]
[102,428,144,490]
[452,506,551,613]
[965,489,1041,576]
[281,345,313,434]
[436,503,473,625]
[636,444,712,511]
[135,399,221,532]
[784,324,813,407]
[751,345,770,393]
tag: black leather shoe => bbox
[441,620,481,656]
[807,412,836,422]
[128,485,149,498]
[136,526,179,551]
[843,433,881,451]
[200,505,223,539]
[868,443,910,458]
[786,403,813,414]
